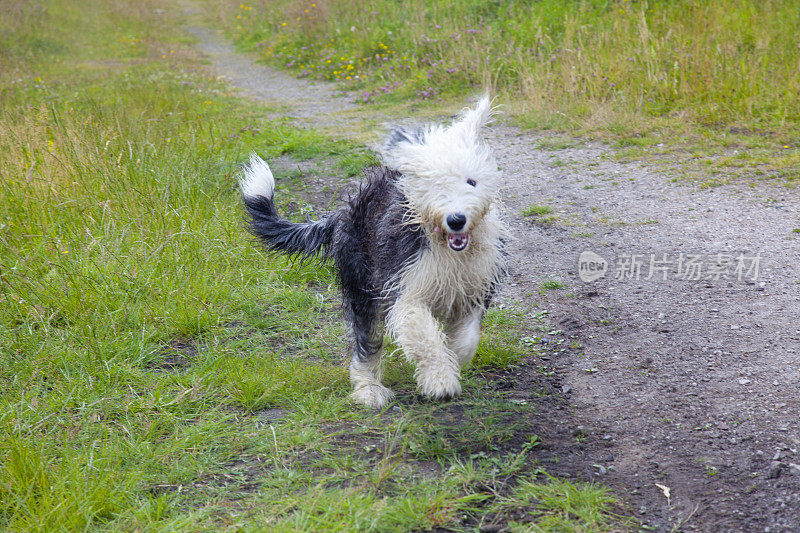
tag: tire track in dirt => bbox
[185,15,800,532]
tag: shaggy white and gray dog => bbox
[241,96,507,408]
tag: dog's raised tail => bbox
[241,153,336,259]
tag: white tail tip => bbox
[240,153,275,199]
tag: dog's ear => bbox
[381,125,427,170]
[385,126,426,150]
[451,93,496,141]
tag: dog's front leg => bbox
[387,299,462,400]
[445,306,484,368]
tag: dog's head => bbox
[381,95,500,252]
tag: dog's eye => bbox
[466,179,477,187]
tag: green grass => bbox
[222,0,800,132]
[536,138,575,151]
[507,477,620,531]
[540,279,567,292]
[522,204,555,218]
[473,307,533,369]
[215,0,800,184]
[522,204,559,226]
[0,1,628,530]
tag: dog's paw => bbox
[417,367,462,400]
[350,384,395,409]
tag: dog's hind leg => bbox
[387,299,462,400]
[445,306,485,368]
[348,307,394,409]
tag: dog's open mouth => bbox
[447,232,470,251]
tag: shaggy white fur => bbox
[240,153,274,199]
[365,96,508,405]
[385,97,502,236]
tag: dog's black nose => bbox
[446,213,467,231]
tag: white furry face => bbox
[382,96,500,252]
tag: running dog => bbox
[241,96,507,408]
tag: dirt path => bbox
[496,135,800,531]
[184,14,800,532]
[183,21,375,136]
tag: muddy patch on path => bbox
[147,337,198,372]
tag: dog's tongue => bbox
[447,232,470,251]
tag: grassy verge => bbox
[1,1,628,530]
[211,0,800,186]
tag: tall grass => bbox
[223,0,800,136]
[0,1,354,528]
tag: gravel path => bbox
[185,24,365,133]
[186,16,800,532]
[496,131,800,531]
